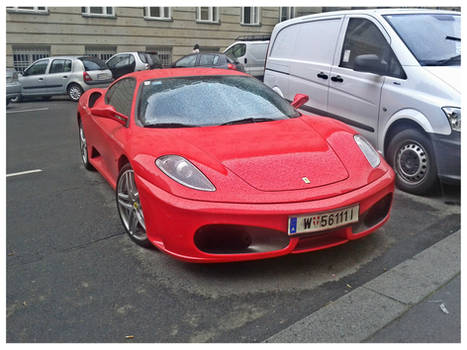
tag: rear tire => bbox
[78,120,95,171]
[387,128,438,195]
[68,83,83,102]
[116,164,152,248]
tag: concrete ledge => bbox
[265,230,460,343]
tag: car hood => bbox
[139,118,349,192]
[423,66,461,93]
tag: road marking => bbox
[7,107,49,114]
[6,169,43,178]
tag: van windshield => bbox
[384,14,460,66]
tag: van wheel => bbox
[387,128,438,195]
[68,83,83,102]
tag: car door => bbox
[327,15,396,143]
[46,58,72,94]
[107,54,134,79]
[90,77,137,181]
[287,16,344,112]
[19,59,50,96]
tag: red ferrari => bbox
[77,68,395,263]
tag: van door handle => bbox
[244,58,247,64]
[62,75,68,78]
[317,72,328,80]
[331,75,344,83]
[38,77,44,81]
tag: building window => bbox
[280,7,294,22]
[147,47,172,68]
[241,7,260,25]
[85,46,117,61]
[7,7,48,14]
[13,47,50,73]
[197,7,219,23]
[144,7,171,20]
[81,7,115,17]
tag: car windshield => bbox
[79,56,108,71]
[384,13,461,66]
[137,75,300,127]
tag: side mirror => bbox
[354,54,388,76]
[21,71,28,77]
[291,94,309,109]
[90,104,128,126]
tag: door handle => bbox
[62,75,68,78]
[317,72,328,80]
[38,77,44,81]
[244,58,247,64]
[331,75,344,83]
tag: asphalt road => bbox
[6,98,460,342]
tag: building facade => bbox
[6,6,291,71]
[6,6,459,72]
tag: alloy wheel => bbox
[117,169,147,241]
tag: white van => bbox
[264,9,460,195]
[224,35,270,79]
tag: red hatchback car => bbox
[77,68,395,263]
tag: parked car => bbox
[6,68,21,105]
[106,52,163,79]
[172,53,244,72]
[224,35,270,79]
[17,56,113,102]
[77,68,395,263]
[264,9,460,195]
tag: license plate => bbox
[288,205,359,235]
[97,73,107,80]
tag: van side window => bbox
[340,18,405,78]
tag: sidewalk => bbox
[265,230,460,343]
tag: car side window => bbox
[199,54,216,66]
[115,55,130,69]
[175,55,197,67]
[106,55,121,68]
[49,59,72,74]
[105,78,137,118]
[25,60,49,76]
[340,18,404,78]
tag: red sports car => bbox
[77,68,395,263]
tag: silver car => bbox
[6,68,21,105]
[17,56,113,102]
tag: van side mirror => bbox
[354,54,388,76]
[90,104,128,126]
[291,94,309,109]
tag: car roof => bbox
[121,67,248,82]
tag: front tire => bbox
[68,83,83,102]
[116,164,152,248]
[387,128,438,195]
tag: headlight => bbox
[442,107,461,132]
[155,155,216,192]
[354,135,381,168]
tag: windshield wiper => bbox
[144,122,198,128]
[221,117,277,126]
[435,54,461,66]
[446,35,461,42]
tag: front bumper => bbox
[432,131,460,184]
[136,170,395,263]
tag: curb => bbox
[264,230,460,343]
